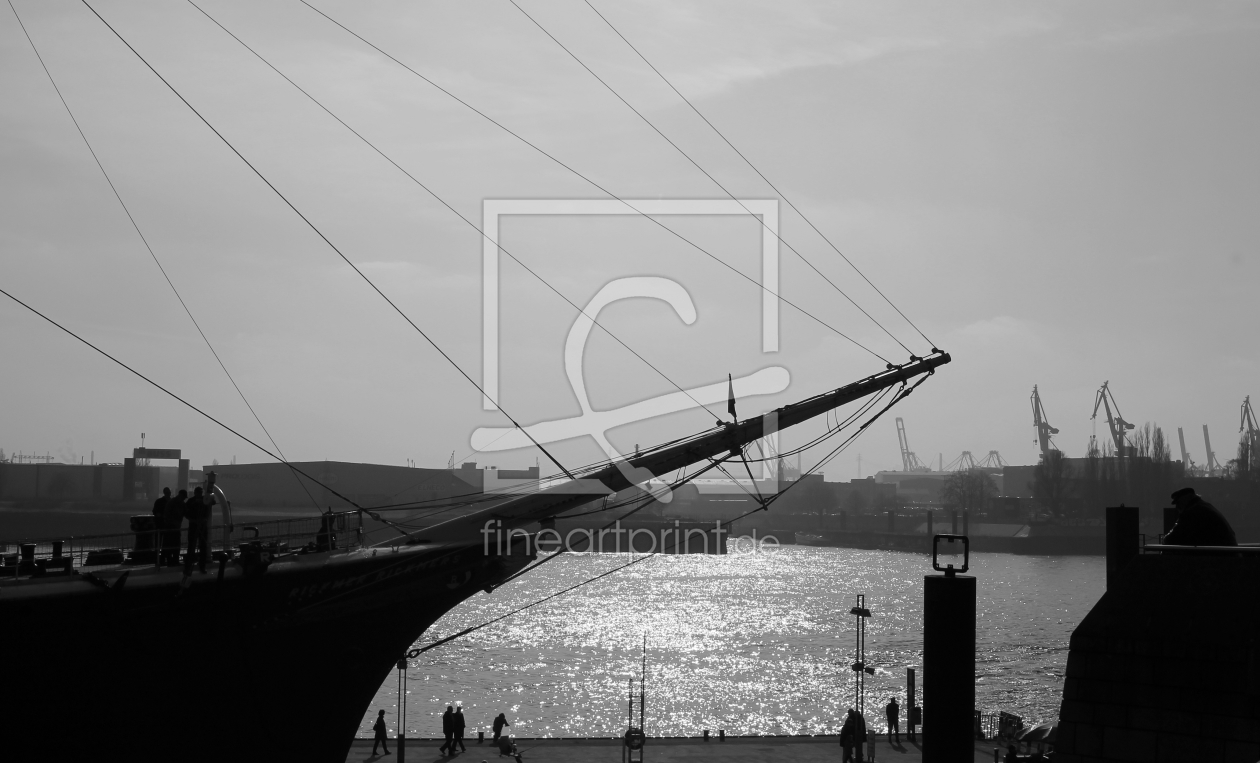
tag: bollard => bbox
[719,729,725,741]
[906,667,918,741]
[1105,505,1139,590]
[478,730,485,744]
[703,729,709,741]
[923,535,975,763]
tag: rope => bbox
[511,0,915,356]
[580,0,939,350]
[78,0,576,483]
[297,0,892,365]
[7,0,321,512]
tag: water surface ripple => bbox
[360,547,1103,738]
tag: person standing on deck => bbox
[453,706,467,752]
[165,489,187,566]
[184,486,210,574]
[886,696,900,743]
[152,487,171,562]
[371,710,391,756]
[438,706,454,755]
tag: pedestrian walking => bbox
[492,712,510,743]
[371,710,391,756]
[453,706,467,752]
[886,696,900,743]
[438,705,454,755]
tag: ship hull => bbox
[0,538,533,762]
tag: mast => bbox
[424,351,951,539]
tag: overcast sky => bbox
[2,0,1257,480]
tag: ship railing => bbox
[0,510,364,575]
[1142,542,1260,555]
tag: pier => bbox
[343,735,999,762]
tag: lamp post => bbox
[850,595,875,761]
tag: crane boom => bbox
[1177,427,1193,470]
[1203,425,1219,477]
[894,417,929,472]
[1031,385,1060,461]
[1091,381,1134,458]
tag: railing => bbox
[0,511,363,576]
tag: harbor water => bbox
[359,546,1104,738]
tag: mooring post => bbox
[1105,505,1139,590]
[906,667,917,742]
[923,535,975,763]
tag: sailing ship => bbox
[0,5,949,762]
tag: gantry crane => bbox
[979,451,1007,469]
[1031,385,1059,462]
[944,451,978,472]
[1091,381,1135,459]
[895,417,931,472]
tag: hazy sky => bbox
[2,1,1257,480]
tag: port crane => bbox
[1031,385,1059,462]
[1203,425,1222,477]
[979,451,1007,469]
[1091,381,1135,459]
[1177,427,1196,472]
[1243,396,1259,469]
[944,451,978,472]
[895,417,932,472]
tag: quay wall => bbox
[1056,554,1260,762]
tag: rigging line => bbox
[296,1,891,366]
[187,0,720,423]
[580,0,937,349]
[7,0,321,513]
[78,0,578,482]
[0,285,386,520]
[513,0,914,356]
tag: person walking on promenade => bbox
[438,705,454,755]
[184,486,210,574]
[371,710,391,756]
[1165,487,1237,546]
[165,489,187,565]
[492,713,510,743]
[453,706,468,752]
[886,696,900,744]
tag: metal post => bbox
[923,535,975,763]
[396,658,406,762]
[906,667,917,742]
[1105,505,1140,590]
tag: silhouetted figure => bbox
[152,487,171,561]
[1005,744,1020,762]
[438,705,454,755]
[1165,488,1237,546]
[165,489,187,565]
[492,712,510,743]
[886,696,900,743]
[184,487,210,574]
[316,509,337,551]
[840,708,857,762]
[453,706,467,751]
[371,709,391,756]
